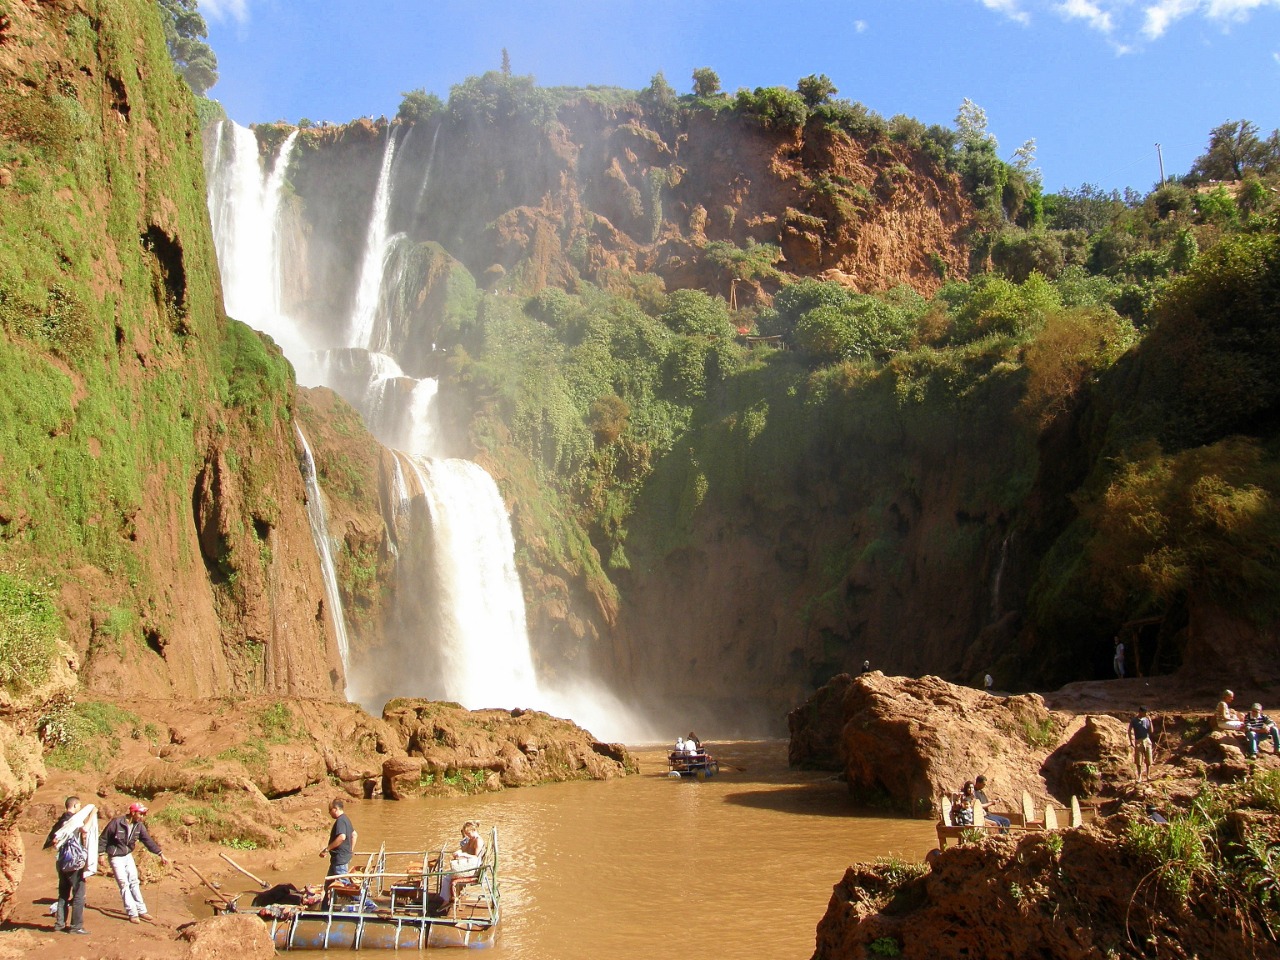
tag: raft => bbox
[262,829,499,950]
[667,750,720,780]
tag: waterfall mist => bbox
[206,120,656,743]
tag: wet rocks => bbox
[380,699,635,799]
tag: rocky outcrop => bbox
[179,914,275,960]
[379,699,635,798]
[813,813,1271,960]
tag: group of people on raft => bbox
[672,732,704,756]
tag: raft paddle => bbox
[219,851,269,889]
[187,863,233,908]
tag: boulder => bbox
[180,913,275,960]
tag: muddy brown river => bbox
[258,741,936,959]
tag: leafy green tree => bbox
[638,71,678,126]
[991,229,1065,282]
[733,86,807,130]
[1190,120,1279,181]
[691,67,721,98]
[793,296,913,364]
[156,0,218,95]
[796,74,837,108]
[448,71,555,128]
[658,289,734,342]
[397,88,444,125]
[501,48,512,77]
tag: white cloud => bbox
[200,0,250,23]
[974,0,1280,44]
[1142,0,1199,37]
[854,19,869,32]
[979,0,1033,25]
[1056,0,1115,32]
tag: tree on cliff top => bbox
[1190,119,1280,181]
[691,67,721,98]
[156,0,218,95]
[398,88,444,125]
[797,74,837,108]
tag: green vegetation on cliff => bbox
[0,0,312,695]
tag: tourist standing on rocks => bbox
[320,798,354,889]
[98,802,169,924]
[1244,703,1280,757]
[1113,637,1125,678]
[1215,690,1245,731]
[973,776,1010,832]
[1128,706,1154,782]
[44,796,93,934]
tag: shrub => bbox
[0,572,60,692]
[734,86,808,130]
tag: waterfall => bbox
[206,121,654,741]
[414,122,442,219]
[295,424,352,673]
[990,533,1012,621]
[347,128,402,351]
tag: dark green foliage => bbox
[155,0,218,95]
[1190,119,1280,181]
[796,74,837,108]
[702,239,782,284]
[658,289,735,341]
[0,572,60,691]
[1122,230,1280,450]
[734,86,808,131]
[691,67,721,98]
[397,88,444,125]
[447,71,556,130]
[793,296,915,364]
[990,229,1066,282]
[637,72,678,127]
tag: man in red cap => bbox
[97,802,170,923]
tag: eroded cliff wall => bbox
[0,0,345,918]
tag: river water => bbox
[257,741,935,959]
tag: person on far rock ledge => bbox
[1244,703,1280,757]
[1128,706,1154,782]
[1113,636,1125,678]
[98,802,170,924]
[1215,690,1245,732]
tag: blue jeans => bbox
[1246,726,1280,756]
[984,814,1011,833]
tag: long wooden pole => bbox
[219,852,268,889]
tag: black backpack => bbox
[57,832,88,873]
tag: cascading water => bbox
[206,120,653,741]
[296,424,352,672]
[347,128,403,352]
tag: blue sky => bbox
[202,0,1279,194]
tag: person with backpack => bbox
[43,796,95,934]
[98,802,170,923]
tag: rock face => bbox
[812,818,1265,960]
[180,914,276,960]
[280,107,970,350]
[790,672,1079,815]
[379,699,635,799]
